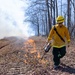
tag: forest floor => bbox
[0,36,75,75]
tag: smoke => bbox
[0,0,35,39]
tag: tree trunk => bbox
[46,0,51,33]
[53,0,56,25]
[67,0,71,31]
[56,0,58,17]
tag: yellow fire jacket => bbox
[47,24,70,48]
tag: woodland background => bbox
[25,0,75,38]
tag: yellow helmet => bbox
[56,16,65,23]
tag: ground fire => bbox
[22,38,48,65]
[0,36,75,75]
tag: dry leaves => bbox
[0,36,75,75]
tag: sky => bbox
[0,0,35,39]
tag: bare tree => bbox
[52,0,56,25]
[67,0,71,31]
[45,0,51,33]
[70,0,75,37]
[55,0,58,17]
[25,0,75,38]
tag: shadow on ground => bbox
[58,63,75,74]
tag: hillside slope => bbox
[0,36,75,75]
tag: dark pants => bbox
[52,46,66,66]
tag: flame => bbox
[37,52,41,58]
[24,39,37,53]
[22,38,49,66]
[27,39,34,43]
[22,39,41,64]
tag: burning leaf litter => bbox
[0,36,75,75]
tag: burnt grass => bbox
[0,36,75,75]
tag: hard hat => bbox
[56,16,65,23]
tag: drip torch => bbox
[41,42,51,59]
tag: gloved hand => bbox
[68,44,70,47]
[67,41,70,47]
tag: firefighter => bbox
[47,16,70,69]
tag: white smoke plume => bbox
[0,0,35,39]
